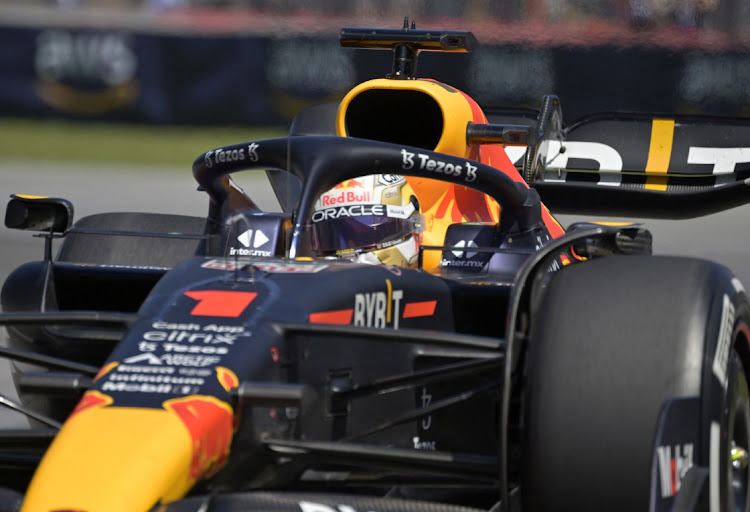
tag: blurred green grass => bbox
[0,118,287,167]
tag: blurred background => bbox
[0,0,749,128]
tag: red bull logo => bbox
[163,395,235,480]
[335,178,367,189]
[321,189,372,206]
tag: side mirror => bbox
[5,194,73,233]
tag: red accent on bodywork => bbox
[309,309,354,324]
[737,322,750,352]
[93,361,118,382]
[68,390,113,420]
[216,367,239,392]
[403,301,437,318]
[184,290,257,317]
[458,89,566,239]
[164,396,234,480]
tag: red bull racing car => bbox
[2,21,750,512]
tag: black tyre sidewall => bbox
[724,330,750,512]
[521,255,750,512]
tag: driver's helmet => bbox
[310,174,423,268]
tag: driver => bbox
[309,174,423,268]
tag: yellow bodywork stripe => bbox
[386,279,392,324]
[645,119,675,191]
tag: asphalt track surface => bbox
[1,160,749,429]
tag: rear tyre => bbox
[56,212,205,267]
[522,255,750,512]
[726,350,750,512]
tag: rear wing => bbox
[481,98,750,219]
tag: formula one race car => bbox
[2,21,750,512]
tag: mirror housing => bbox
[5,194,73,233]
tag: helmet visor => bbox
[310,203,419,254]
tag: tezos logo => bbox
[204,143,259,168]
[400,149,477,183]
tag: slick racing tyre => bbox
[56,212,205,267]
[522,255,750,512]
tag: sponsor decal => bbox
[312,204,385,223]
[440,233,490,269]
[335,177,372,189]
[412,436,437,451]
[123,353,163,365]
[71,263,170,270]
[320,189,373,207]
[379,174,405,186]
[122,322,248,372]
[385,203,415,219]
[451,240,479,258]
[382,186,400,200]
[441,258,485,269]
[508,126,750,187]
[140,330,238,345]
[237,228,269,249]
[201,259,328,273]
[178,368,212,377]
[102,373,203,395]
[657,443,694,498]
[140,343,229,355]
[401,149,477,183]
[202,259,244,271]
[151,321,245,334]
[713,294,735,391]
[203,143,259,168]
[101,381,173,394]
[310,280,437,328]
[162,354,222,367]
[184,290,257,317]
[229,247,272,257]
[354,282,403,329]
[107,373,204,386]
[312,203,414,223]
[247,142,260,162]
[254,261,328,273]
[118,364,174,374]
[229,228,272,256]
[123,352,221,367]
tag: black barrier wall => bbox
[1,24,749,126]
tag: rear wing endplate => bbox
[476,100,750,219]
